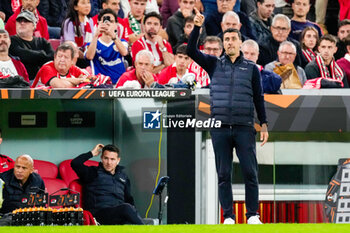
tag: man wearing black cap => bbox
[9,10,54,81]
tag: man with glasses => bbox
[257,14,306,68]
[203,36,223,57]
[290,0,322,41]
[265,41,307,88]
[187,36,223,88]
[5,0,49,40]
[85,9,128,84]
[9,10,54,81]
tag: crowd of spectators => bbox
[0,0,350,90]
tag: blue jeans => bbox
[210,125,258,220]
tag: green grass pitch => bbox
[0,224,349,233]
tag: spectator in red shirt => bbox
[0,29,29,82]
[116,49,157,88]
[31,43,87,88]
[118,0,147,44]
[5,0,50,40]
[0,128,15,173]
[157,44,194,85]
[131,12,174,74]
[337,35,350,85]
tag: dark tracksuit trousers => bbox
[94,203,144,225]
[210,125,259,220]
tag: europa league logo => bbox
[100,91,105,98]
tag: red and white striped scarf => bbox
[315,54,344,81]
[74,16,93,48]
[302,49,317,62]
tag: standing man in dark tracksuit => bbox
[71,144,144,225]
[187,8,269,225]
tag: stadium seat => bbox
[59,159,98,186]
[49,39,60,51]
[69,179,97,225]
[42,177,68,196]
[69,179,83,207]
[33,159,58,178]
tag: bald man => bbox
[0,155,45,214]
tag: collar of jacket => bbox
[98,162,125,175]
[223,51,244,64]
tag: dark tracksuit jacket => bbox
[71,152,134,216]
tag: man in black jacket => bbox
[0,154,45,214]
[187,8,268,225]
[204,0,256,40]
[257,13,307,68]
[9,10,54,80]
[71,144,144,225]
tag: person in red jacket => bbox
[157,44,195,85]
[0,128,15,173]
[339,0,350,21]
[0,29,29,82]
[5,0,49,40]
[337,35,350,85]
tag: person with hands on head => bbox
[116,49,158,88]
[85,9,128,84]
[71,143,144,225]
[187,7,268,225]
[166,0,197,49]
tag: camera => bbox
[103,16,111,23]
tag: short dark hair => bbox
[223,28,242,41]
[0,128,2,138]
[102,144,120,157]
[290,0,310,4]
[319,34,337,45]
[338,19,350,29]
[176,44,188,55]
[55,43,75,59]
[143,11,162,25]
[0,29,9,36]
[184,15,194,24]
[203,36,223,49]
[98,8,118,23]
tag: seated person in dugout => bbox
[0,155,45,214]
[71,144,144,225]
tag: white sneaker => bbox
[247,215,262,224]
[223,218,235,224]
